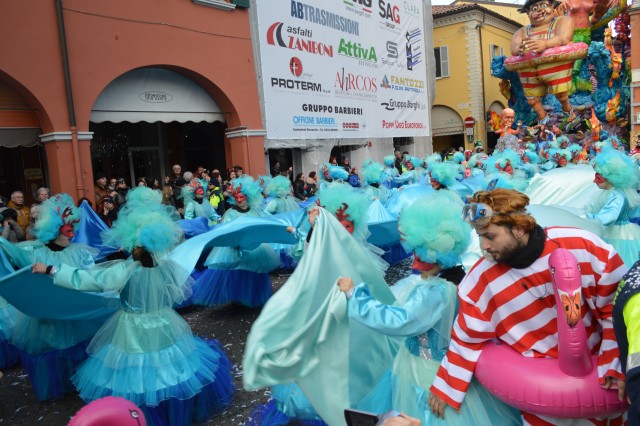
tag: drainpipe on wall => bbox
[477,12,487,146]
[55,0,85,199]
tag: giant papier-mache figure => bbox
[508,0,587,125]
[493,0,629,147]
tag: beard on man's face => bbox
[482,234,524,263]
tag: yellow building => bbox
[431,2,522,154]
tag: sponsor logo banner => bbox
[255,0,429,138]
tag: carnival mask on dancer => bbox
[58,223,75,239]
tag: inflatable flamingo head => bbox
[68,396,147,426]
[549,249,583,328]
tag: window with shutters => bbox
[434,46,449,79]
[489,44,504,59]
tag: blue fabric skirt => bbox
[248,399,328,426]
[247,383,328,426]
[205,244,280,273]
[192,269,272,307]
[0,299,19,369]
[20,339,90,401]
[378,242,411,266]
[73,337,234,425]
[277,249,298,271]
[0,338,19,370]
[357,345,521,426]
[604,222,640,268]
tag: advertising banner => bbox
[255,0,431,139]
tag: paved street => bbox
[0,259,412,425]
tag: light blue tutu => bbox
[0,297,19,369]
[54,260,235,425]
[0,241,100,400]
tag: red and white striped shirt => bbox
[430,227,627,420]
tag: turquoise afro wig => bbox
[317,182,369,238]
[519,163,538,179]
[404,156,424,169]
[451,151,465,164]
[383,155,395,167]
[103,187,182,254]
[362,159,375,169]
[550,148,571,164]
[521,149,541,164]
[34,193,81,243]
[132,187,181,221]
[425,153,442,170]
[128,186,163,206]
[257,175,272,190]
[398,193,471,269]
[468,154,487,170]
[593,146,640,189]
[567,143,583,161]
[180,185,196,202]
[265,175,292,198]
[319,163,333,181]
[485,172,529,192]
[228,176,264,209]
[555,135,570,150]
[429,162,458,188]
[486,148,522,175]
[361,161,384,185]
[179,180,205,203]
[329,166,349,181]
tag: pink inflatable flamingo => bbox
[475,249,627,418]
[68,396,147,426]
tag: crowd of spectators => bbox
[0,188,50,242]
[1,155,365,238]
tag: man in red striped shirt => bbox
[428,188,628,425]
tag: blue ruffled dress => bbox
[264,196,303,270]
[586,188,640,267]
[351,274,522,426]
[184,198,220,225]
[53,258,234,425]
[192,206,279,307]
[247,383,328,426]
[0,239,100,400]
[0,249,19,370]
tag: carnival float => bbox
[490,0,631,152]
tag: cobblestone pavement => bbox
[0,259,412,426]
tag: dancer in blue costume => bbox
[263,175,302,270]
[193,176,279,307]
[337,193,521,425]
[0,194,99,400]
[264,176,300,214]
[382,155,400,189]
[586,146,640,267]
[33,187,234,425]
[0,249,19,372]
[361,161,390,205]
[428,162,469,203]
[249,183,388,426]
[316,183,387,268]
[182,183,220,225]
[393,156,422,186]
